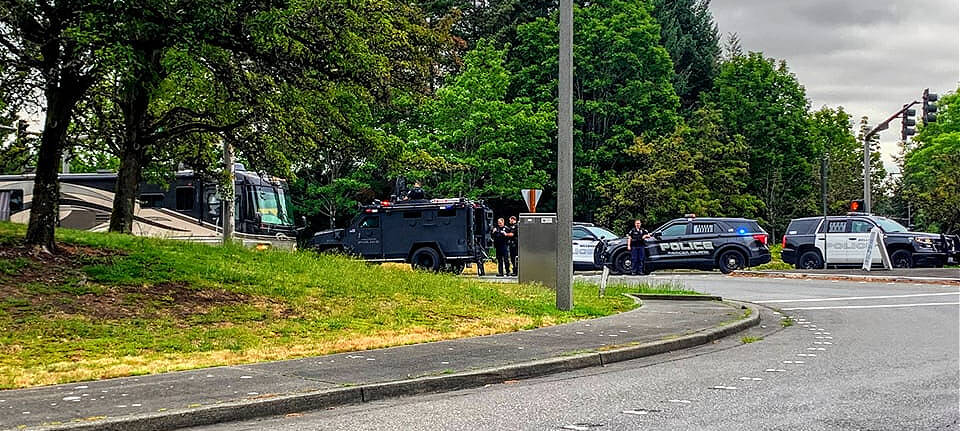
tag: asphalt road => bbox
[188,275,960,431]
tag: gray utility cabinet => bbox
[518,213,558,289]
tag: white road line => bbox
[782,302,960,311]
[756,292,960,304]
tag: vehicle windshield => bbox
[586,226,618,240]
[255,185,294,226]
[874,217,908,233]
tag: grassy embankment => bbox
[0,222,694,389]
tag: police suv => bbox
[781,214,960,269]
[594,216,772,274]
[306,198,493,273]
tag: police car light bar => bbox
[684,213,696,219]
[430,198,463,204]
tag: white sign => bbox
[862,227,892,271]
[521,189,543,213]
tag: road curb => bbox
[631,293,723,301]
[30,302,759,431]
[732,270,960,285]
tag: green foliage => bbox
[510,0,681,218]
[902,88,960,234]
[702,52,815,237]
[808,107,869,215]
[401,41,554,200]
[597,107,760,228]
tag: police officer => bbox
[405,181,426,200]
[507,216,519,276]
[491,218,511,276]
[627,219,651,275]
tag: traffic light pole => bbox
[862,101,920,214]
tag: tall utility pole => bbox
[862,129,872,214]
[556,0,573,311]
[222,139,235,244]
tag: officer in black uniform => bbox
[507,216,519,276]
[405,181,426,200]
[491,218,511,276]
[627,219,651,275]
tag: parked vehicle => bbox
[306,198,493,273]
[572,222,619,271]
[781,214,960,269]
[0,165,298,249]
[595,216,771,274]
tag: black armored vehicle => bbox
[306,198,494,273]
[594,216,772,274]
[781,214,960,269]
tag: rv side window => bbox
[140,194,165,208]
[176,187,194,211]
[1,189,23,211]
[403,211,421,219]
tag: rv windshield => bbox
[255,186,294,225]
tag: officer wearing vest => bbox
[507,216,519,276]
[627,219,651,275]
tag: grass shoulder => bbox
[0,222,636,389]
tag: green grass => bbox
[623,280,703,296]
[740,335,762,344]
[780,316,794,327]
[0,221,637,389]
[751,244,794,271]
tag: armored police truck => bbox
[306,198,494,273]
[594,216,772,274]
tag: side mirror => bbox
[653,232,662,239]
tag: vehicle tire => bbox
[410,247,443,272]
[796,251,823,270]
[718,250,746,274]
[444,262,466,275]
[613,250,632,274]
[891,249,913,268]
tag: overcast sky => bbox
[709,0,960,173]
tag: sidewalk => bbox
[2,298,757,431]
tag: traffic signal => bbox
[849,199,864,212]
[922,88,938,124]
[901,105,916,141]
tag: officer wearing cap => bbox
[627,219,651,275]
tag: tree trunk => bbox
[25,83,79,251]
[109,47,162,233]
[109,146,142,233]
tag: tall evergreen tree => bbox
[651,0,721,111]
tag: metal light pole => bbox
[556,0,573,311]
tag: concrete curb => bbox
[32,302,760,431]
[733,270,960,285]
[631,294,723,301]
